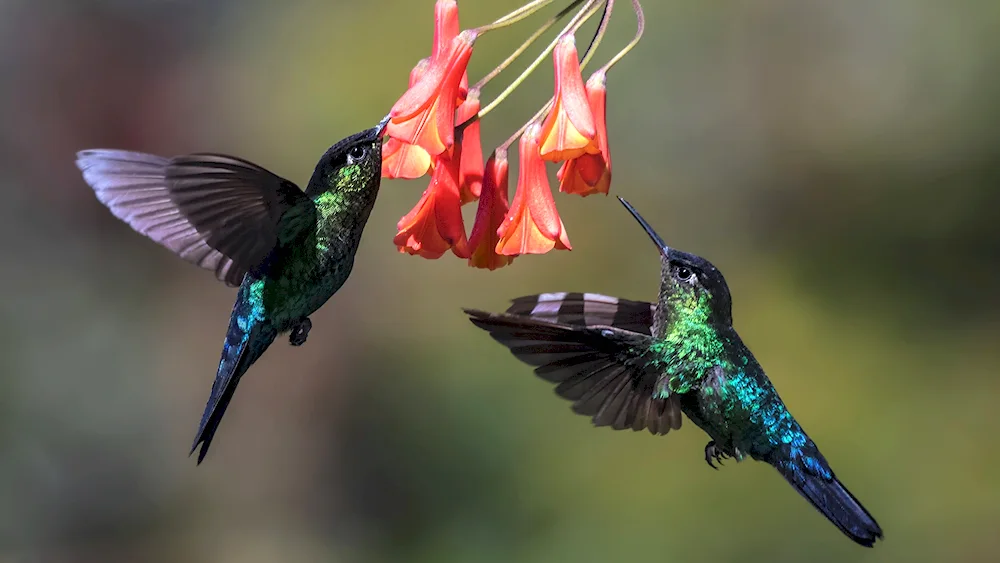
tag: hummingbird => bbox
[464,197,883,547]
[75,115,390,463]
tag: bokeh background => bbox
[2,0,998,561]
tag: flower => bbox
[456,90,483,204]
[468,151,514,269]
[557,71,611,196]
[386,30,477,156]
[394,148,469,259]
[383,59,433,179]
[382,0,645,268]
[496,124,572,255]
[538,36,599,162]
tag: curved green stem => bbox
[475,0,555,34]
[473,0,586,92]
[599,0,644,74]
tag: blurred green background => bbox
[1,0,998,561]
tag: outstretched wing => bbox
[465,307,682,435]
[505,292,656,335]
[76,150,315,286]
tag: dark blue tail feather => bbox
[191,307,276,463]
[774,457,883,547]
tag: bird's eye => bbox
[348,145,368,162]
[676,266,693,281]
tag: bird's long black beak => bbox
[373,113,391,138]
[618,197,669,258]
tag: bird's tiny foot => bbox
[289,317,312,346]
[704,441,731,470]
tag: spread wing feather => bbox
[465,308,682,435]
[76,149,314,286]
[506,292,656,335]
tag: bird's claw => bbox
[289,317,312,346]
[704,441,731,470]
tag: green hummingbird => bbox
[75,116,389,463]
[464,197,883,547]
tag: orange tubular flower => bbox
[496,124,572,256]
[383,59,433,179]
[456,91,483,204]
[538,36,599,162]
[557,71,611,196]
[468,152,514,270]
[394,149,469,259]
[386,30,476,156]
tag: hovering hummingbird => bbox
[464,197,883,547]
[75,116,390,463]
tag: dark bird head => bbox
[618,197,733,326]
[304,114,390,198]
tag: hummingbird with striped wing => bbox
[464,197,883,547]
[76,116,389,463]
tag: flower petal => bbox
[431,0,469,105]
[431,0,459,60]
[586,71,611,176]
[468,151,514,269]
[394,149,469,258]
[383,138,432,179]
[538,36,599,162]
[557,153,609,196]
[456,92,483,204]
[409,57,431,86]
[394,185,450,259]
[382,59,433,179]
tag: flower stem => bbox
[476,0,604,122]
[598,0,644,74]
[475,0,555,34]
[473,0,586,92]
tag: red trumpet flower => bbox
[538,36,599,162]
[394,148,469,259]
[385,30,476,156]
[468,152,514,269]
[496,124,572,256]
[381,0,646,268]
[557,71,611,196]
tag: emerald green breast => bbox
[248,186,378,331]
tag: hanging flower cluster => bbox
[384,0,644,269]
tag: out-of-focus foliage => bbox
[1,1,997,561]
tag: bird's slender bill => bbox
[373,113,391,138]
[618,196,669,257]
